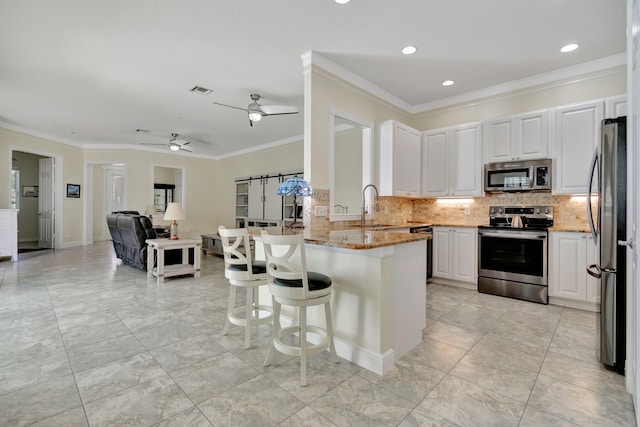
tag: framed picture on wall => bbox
[22,186,38,197]
[66,184,81,198]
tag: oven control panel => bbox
[488,205,553,228]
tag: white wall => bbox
[1,128,83,247]
[214,141,303,228]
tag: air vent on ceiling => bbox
[190,85,213,95]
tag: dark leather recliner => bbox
[106,213,191,271]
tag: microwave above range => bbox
[484,158,551,193]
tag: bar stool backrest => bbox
[260,232,312,300]
[218,226,260,281]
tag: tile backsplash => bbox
[376,193,593,231]
[309,190,593,232]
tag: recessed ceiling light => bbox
[335,0,351,4]
[402,45,417,55]
[442,80,455,86]
[560,43,579,53]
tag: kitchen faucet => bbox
[361,184,380,227]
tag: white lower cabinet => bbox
[433,227,477,285]
[549,232,599,311]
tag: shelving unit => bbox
[283,194,303,226]
[235,171,303,228]
[235,181,249,228]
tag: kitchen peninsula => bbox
[252,226,430,375]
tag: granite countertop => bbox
[247,225,431,250]
[549,226,590,233]
[430,223,479,228]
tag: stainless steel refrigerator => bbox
[586,116,626,374]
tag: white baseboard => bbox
[59,240,84,249]
[429,278,477,290]
[278,314,396,375]
[549,296,600,312]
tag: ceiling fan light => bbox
[248,112,262,121]
[169,143,180,151]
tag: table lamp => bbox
[277,176,313,228]
[163,202,186,240]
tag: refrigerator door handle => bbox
[618,238,635,249]
[586,149,599,244]
[586,263,602,279]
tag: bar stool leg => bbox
[300,306,307,387]
[325,301,338,363]
[244,286,252,349]
[264,298,280,367]
[222,285,237,336]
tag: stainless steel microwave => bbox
[484,158,552,193]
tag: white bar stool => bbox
[260,231,338,386]
[219,226,273,349]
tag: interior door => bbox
[628,0,639,420]
[103,166,126,239]
[38,157,54,248]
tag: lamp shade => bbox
[277,176,313,197]
[163,203,186,221]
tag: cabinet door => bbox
[452,228,477,284]
[549,232,587,300]
[553,101,603,194]
[432,227,452,279]
[585,234,600,304]
[605,95,627,119]
[421,129,449,197]
[393,123,421,196]
[263,177,283,221]
[516,110,548,160]
[450,122,482,196]
[484,117,513,162]
[247,179,264,219]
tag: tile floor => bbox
[0,241,636,426]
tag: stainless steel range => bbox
[477,206,553,304]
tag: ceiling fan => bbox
[211,93,298,126]
[140,133,192,152]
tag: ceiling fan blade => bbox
[179,146,192,152]
[261,105,298,115]
[211,101,249,112]
[140,142,167,146]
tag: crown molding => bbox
[411,53,626,113]
[302,50,414,112]
[303,50,626,115]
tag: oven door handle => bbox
[478,231,547,240]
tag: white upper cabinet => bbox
[605,94,627,119]
[379,120,421,196]
[421,128,449,197]
[422,122,482,197]
[484,110,548,163]
[450,122,483,196]
[552,100,604,194]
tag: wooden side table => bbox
[146,238,202,284]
